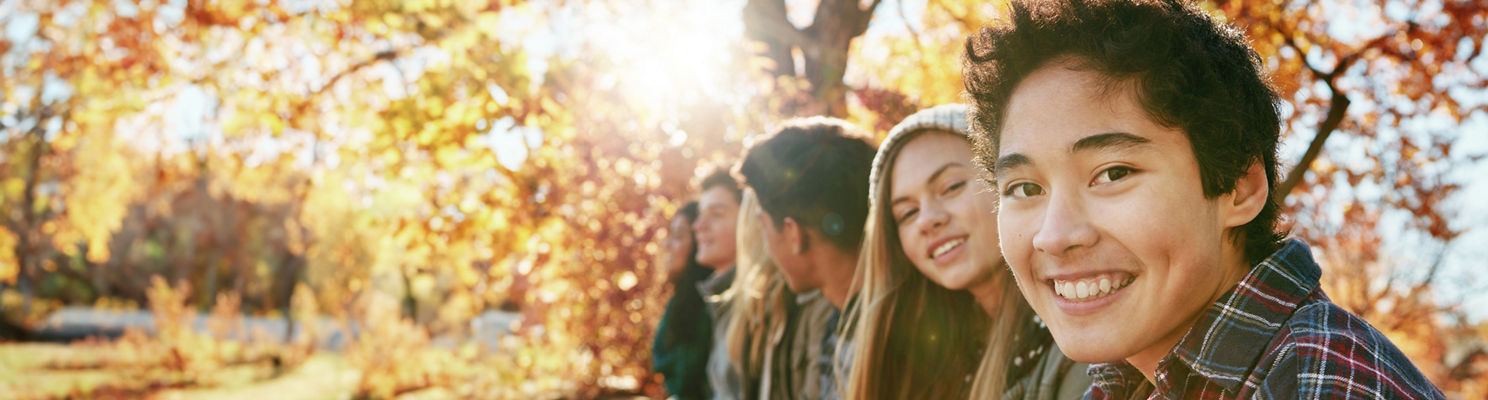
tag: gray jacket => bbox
[700,268,742,400]
[760,290,835,400]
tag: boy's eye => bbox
[1003,182,1044,199]
[1094,166,1135,185]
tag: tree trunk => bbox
[202,250,220,309]
[195,155,219,309]
[14,116,51,322]
[743,0,883,118]
[274,250,305,343]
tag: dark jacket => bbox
[654,265,716,399]
[1004,341,1092,400]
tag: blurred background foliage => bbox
[0,0,1485,398]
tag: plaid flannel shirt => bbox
[1085,239,1445,400]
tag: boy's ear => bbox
[1221,161,1268,229]
[782,217,807,255]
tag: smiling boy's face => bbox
[693,186,739,270]
[993,60,1257,372]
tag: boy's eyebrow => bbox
[1071,132,1151,153]
[993,153,1032,176]
[994,132,1149,177]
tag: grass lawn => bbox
[0,342,361,400]
[157,353,362,400]
[0,342,121,399]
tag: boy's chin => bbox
[1047,324,1138,364]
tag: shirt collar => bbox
[1089,360,1151,399]
[795,289,823,305]
[697,266,736,299]
[1090,239,1322,396]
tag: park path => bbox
[30,307,523,350]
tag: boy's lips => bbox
[1040,270,1138,316]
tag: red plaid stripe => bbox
[1085,240,1445,400]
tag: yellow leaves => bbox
[209,0,254,23]
[487,208,510,232]
[221,92,281,136]
[475,11,504,38]
[2,178,24,200]
[402,0,441,14]
[0,227,17,284]
[432,144,467,168]
[57,132,136,264]
[457,264,481,288]
[380,146,404,165]
[85,236,110,263]
[383,13,405,30]
[74,67,106,99]
[267,115,285,136]
[1293,34,1314,56]
[427,98,446,119]
[539,96,562,115]
[421,14,447,31]
[411,272,438,300]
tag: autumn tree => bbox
[6,0,756,396]
[2,0,1483,397]
[1219,0,1487,394]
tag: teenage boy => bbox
[693,168,743,400]
[964,0,1445,398]
[738,117,877,400]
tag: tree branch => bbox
[1271,27,1400,203]
[745,0,811,46]
[939,1,980,29]
[288,12,471,132]
[898,0,933,84]
[744,0,806,77]
[1274,85,1349,204]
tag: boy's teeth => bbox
[1053,273,1133,301]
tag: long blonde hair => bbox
[840,104,1038,399]
[722,188,791,399]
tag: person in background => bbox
[653,201,713,400]
[737,117,877,400]
[841,104,1088,400]
[721,186,838,400]
[693,168,745,400]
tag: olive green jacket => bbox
[1003,342,1092,400]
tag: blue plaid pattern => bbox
[1086,239,1446,400]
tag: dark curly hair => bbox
[738,117,877,253]
[697,166,743,203]
[963,0,1286,265]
